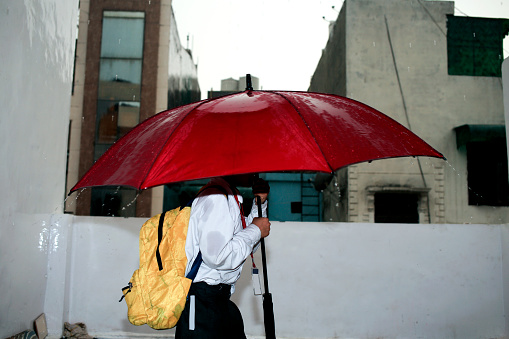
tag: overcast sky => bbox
[172,0,509,99]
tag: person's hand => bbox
[252,178,270,204]
[252,217,271,238]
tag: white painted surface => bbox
[61,218,507,339]
[0,0,78,336]
[500,56,508,337]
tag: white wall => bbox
[502,56,509,337]
[0,0,78,336]
[60,218,508,339]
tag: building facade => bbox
[309,0,509,224]
[66,0,199,217]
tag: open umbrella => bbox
[70,75,444,338]
[70,81,443,192]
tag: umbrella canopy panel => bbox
[71,91,444,192]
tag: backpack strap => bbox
[156,211,168,271]
[186,251,202,280]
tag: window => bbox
[455,124,509,206]
[466,140,509,206]
[447,15,509,77]
[375,193,419,223]
[91,11,145,217]
[95,11,144,153]
[367,187,430,224]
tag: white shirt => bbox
[184,177,267,293]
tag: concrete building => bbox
[310,0,509,224]
[207,75,261,98]
[66,0,199,218]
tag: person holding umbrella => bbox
[71,76,444,338]
[175,174,271,339]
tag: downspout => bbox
[384,15,431,223]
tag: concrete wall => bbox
[502,56,509,337]
[0,0,78,336]
[44,217,508,339]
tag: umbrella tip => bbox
[245,74,253,91]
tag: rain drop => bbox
[434,40,436,46]
[118,38,121,45]
[409,42,412,48]
[373,41,376,47]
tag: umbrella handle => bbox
[257,196,270,294]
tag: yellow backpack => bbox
[119,185,227,329]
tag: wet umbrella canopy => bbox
[70,87,443,193]
[70,77,444,339]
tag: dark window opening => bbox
[291,201,303,214]
[467,140,509,206]
[375,193,419,223]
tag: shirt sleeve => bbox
[192,193,261,271]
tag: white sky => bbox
[172,0,509,99]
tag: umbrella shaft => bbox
[257,196,276,338]
[260,238,270,293]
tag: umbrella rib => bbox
[268,91,334,173]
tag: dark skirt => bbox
[175,282,247,339]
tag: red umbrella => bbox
[70,77,444,339]
[70,88,443,193]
